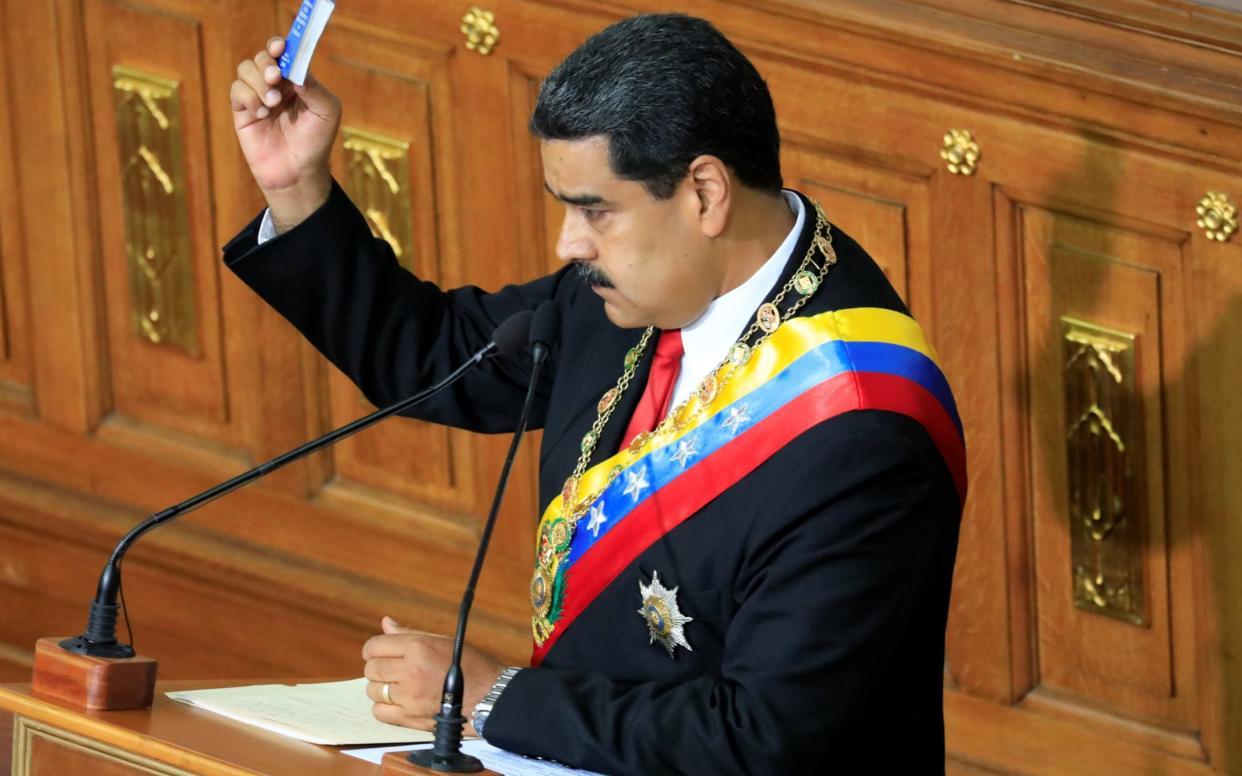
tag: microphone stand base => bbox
[384,750,484,774]
[31,637,157,710]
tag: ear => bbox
[685,155,731,238]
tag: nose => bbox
[555,211,596,264]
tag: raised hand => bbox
[230,36,341,231]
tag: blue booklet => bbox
[278,0,335,85]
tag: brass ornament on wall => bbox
[1062,318,1147,626]
[112,66,198,352]
[1196,191,1237,243]
[342,128,415,268]
[461,7,500,55]
[940,129,980,176]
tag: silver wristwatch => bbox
[472,666,520,738]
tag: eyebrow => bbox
[544,182,608,207]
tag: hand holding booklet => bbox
[279,0,336,85]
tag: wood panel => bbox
[4,0,109,433]
[0,0,31,412]
[1021,206,1197,736]
[1184,207,1242,767]
[82,0,232,440]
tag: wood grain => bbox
[0,0,1239,772]
[31,639,156,712]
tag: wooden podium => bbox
[0,680,499,775]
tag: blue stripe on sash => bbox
[565,339,959,565]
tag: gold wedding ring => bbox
[381,682,393,704]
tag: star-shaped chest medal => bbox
[637,571,694,657]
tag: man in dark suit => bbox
[226,13,964,773]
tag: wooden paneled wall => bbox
[1,1,1240,773]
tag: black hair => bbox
[530,13,783,199]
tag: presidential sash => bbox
[530,306,965,665]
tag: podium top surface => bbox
[0,679,410,775]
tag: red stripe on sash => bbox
[531,370,965,666]
[851,371,967,500]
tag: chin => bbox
[600,300,652,330]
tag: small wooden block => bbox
[31,637,158,710]
[381,752,433,775]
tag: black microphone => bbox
[61,310,535,659]
[410,301,559,773]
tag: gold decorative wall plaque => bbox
[113,66,197,351]
[1196,191,1237,243]
[342,128,414,268]
[940,129,980,176]
[1062,318,1147,625]
[461,7,500,55]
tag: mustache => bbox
[572,260,615,289]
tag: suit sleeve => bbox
[482,412,961,773]
[222,180,568,432]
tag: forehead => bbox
[541,137,622,195]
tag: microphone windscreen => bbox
[529,301,561,351]
[492,310,534,357]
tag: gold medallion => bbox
[628,431,651,455]
[580,430,598,454]
[815,234,837,265]
[598,387,619,414]
[729,342,751,367]
[530,567,553,618]
[547,518,571,551]
[624,346,641,370]
[756,302,780,334]
[532,616,552,645]
[697,373,718,405]
[793,270,819,297]
[561,475,579,505]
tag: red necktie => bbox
[620,329,684,449]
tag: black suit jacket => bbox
[223,182,963,775]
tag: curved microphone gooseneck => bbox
[410,300,560,773]
[61,310,536,659]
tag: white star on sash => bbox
[622,468,649,502]
[670,439,698,469]
[722,403,751,435]
[587,503,608,537]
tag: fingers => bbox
[382,616,419,634]
[361,633,408,660]
[371,700,432,730]
[231,41,288,120]
[229,78,265,118]
[267,36,285,58]
[365,679,396,704]
[249,48,286,109]
[363,656,406,683]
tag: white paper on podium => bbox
[166,678,431,745]
[341,740,605,775]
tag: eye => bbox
[580,207,607,223]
